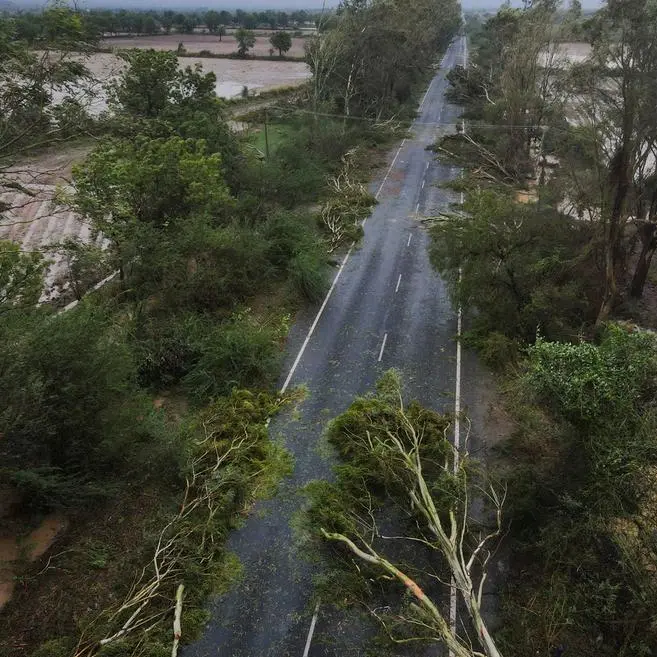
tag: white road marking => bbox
[280,243,353,394]
[281,133,410,394]
[407,234,412,247]
[449,268,463,657]
[449,50,468,649]
[422,180,426,189]
[378,333,389,362]
[419,79,434,111]
[302,602,321,657]
[395,274,402,293]
[415,202,420,214]
[374,139,407,201]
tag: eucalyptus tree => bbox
[553,0,657,315]
[306,0,461,119]
[0,5,97,222]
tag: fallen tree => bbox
[306,371,504,657]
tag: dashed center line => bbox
[395,274,402,293]
[407,234,413,247]
[378,333,388,362]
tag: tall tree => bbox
[270,31,292,57]
[235,28,256,57]
[205,10,221,34]
[0,5,97,223]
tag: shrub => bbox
[288,250,328,303]
[134,312,206,388]
[184,312,284,402]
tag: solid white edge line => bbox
[280,243,353,394]
[302,601,321,657]
[280,133,410,395]
[378,333,388,362]
[449,31,467,648]
[419,78,434,111]
[374,138,407,201]
[395,274,402,293]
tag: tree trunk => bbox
[597,147,631,325]
[629,222,657,298]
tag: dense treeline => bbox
[308,0,460,118]
[4,6,320,42]
[433,1,657,655]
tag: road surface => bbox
[185,36,478,657]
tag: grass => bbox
[247,122,297,157]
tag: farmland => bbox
[101,33,308,58]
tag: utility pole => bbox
[264,107,270,159]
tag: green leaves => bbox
[0,241,45,313]
[269,31,292,56]
[528,325,657,428]
[70,136,234,266]
[430,189,593,352]
[235,28,256,57]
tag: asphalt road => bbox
[185,36,472,657]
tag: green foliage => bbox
[106,50,240,181]
[528,325,657,428]
[184,311,285,403]
[69,136,234,278]
[307,0,461,118]
[31,638,74,657]
[269,30,292,56]
[0,303,175,510]
[501,325,657,655]
[0,240,45,312]
[288,250,328,303]
[430,188,596,352]
[235,28,256,57]
[304,371,459,612]
[108,49,180,119]
[261,211,328,301]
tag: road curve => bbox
[185,37,468,657]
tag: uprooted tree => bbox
[306,371,504,657]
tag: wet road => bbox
[185,36,470,657]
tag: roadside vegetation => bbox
[429,1,657,655]
[0,1,460,655]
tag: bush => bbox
[32,638,74,657]
[0,303,177,510]
[288,250,328,303]
[184,312,284,403]
[150,221,272,312]
[134,312,206,388]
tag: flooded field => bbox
[540,41,592,67]
[77,52,309,106]
[101,33,308,58]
